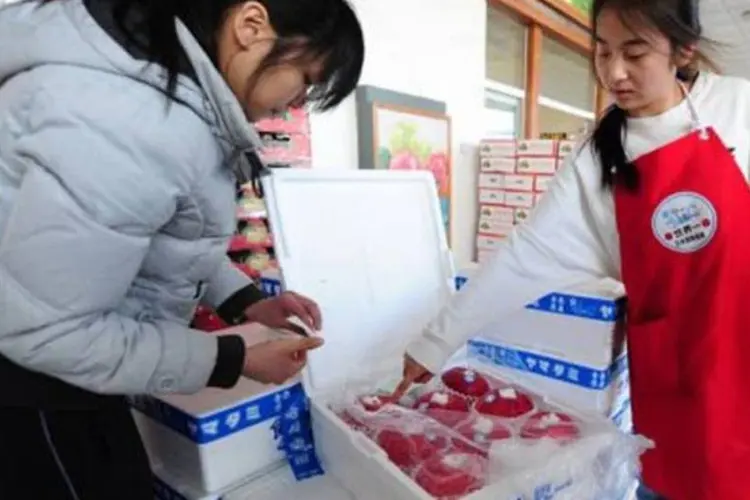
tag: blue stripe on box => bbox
[260,277,283,296]
[455,275,623,322]
[467,340,614,390]
[130,383,305,445]
[267,275,622,321]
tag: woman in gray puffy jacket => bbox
[0,0,364,497]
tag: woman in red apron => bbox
[400,1,750,498]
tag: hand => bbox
[392,354,433,400]
[245,291,322,335]
[243,336,324,385]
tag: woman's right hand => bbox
[392,354,433,399]
[242,336,324,385]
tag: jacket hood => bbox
[0,0,262,162]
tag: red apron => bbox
[615,114,750,499]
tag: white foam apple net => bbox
[328,365,651,500]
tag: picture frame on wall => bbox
[355,86,452,241]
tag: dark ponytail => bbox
[593,106,633,189]
[591,0,712,191]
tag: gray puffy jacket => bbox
[0,0,265,396]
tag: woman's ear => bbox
[231,1,275,49]
[675,43,698,68]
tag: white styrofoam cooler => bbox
[132,324,298,494]
[462,275,631,424]
[153,461,354,500]
[262,170,636,500]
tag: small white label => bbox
[431,392,449,405]
[498,388,518,399]
[442,454,468,469]
[540,413,562,428]
[474,417,494,434]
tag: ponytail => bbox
[592,105,637,190]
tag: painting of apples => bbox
[373,104,452,237]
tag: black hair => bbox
[43,0,364,113]
[591,0,712,191]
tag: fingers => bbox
[280,293,316,331]
[281,320,309,337]
[286,292,322,331]
[391,378,412,401]
[278,335,324,354]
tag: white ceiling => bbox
[701,0,750,78]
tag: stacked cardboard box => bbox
[475,139,578,263]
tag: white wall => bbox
[309,0,487,267]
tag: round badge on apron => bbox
[651,191,718,253]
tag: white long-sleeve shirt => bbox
[407,72,750,374]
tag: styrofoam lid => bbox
[262,170,454,394]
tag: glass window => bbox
[486,7,526,89]
[539,104,592,139]
[484,89,522,139]
[540,36,595,112]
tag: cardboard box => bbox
[517,139,557,157]
[478,173,504,189]
[478,204,514,223]
[479,139,516,158]
[480,157,516,173]
[478,189,505,205]
[477,218,514,237]
[516,157,557,175]
[502,174,534,192]
[503,191,535,208]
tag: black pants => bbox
[0,398,153,500]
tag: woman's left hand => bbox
[244,291,322,335]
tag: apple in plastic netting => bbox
[357,394,398,413]
[414,391,471,427]
[454,415,513,453]
[521,412,580,442]
[475,387,534,419]
[376,428,449,471]
[413,452,488,499]
[441,367,490,398]
[337,411,369,433]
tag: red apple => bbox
[441,367,490,398]
[357,394,397,413]
[413,452,488,498]
[376,428,449,471]
[520,412,580,442]
[455,415,513,447]
[475,387,534,419]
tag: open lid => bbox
[262,170,455,395]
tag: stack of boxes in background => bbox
[475,138,577,263]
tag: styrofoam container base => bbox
[134,324,297,494]
[310,391,629,500]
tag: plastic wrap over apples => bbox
[329,365,650,499]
